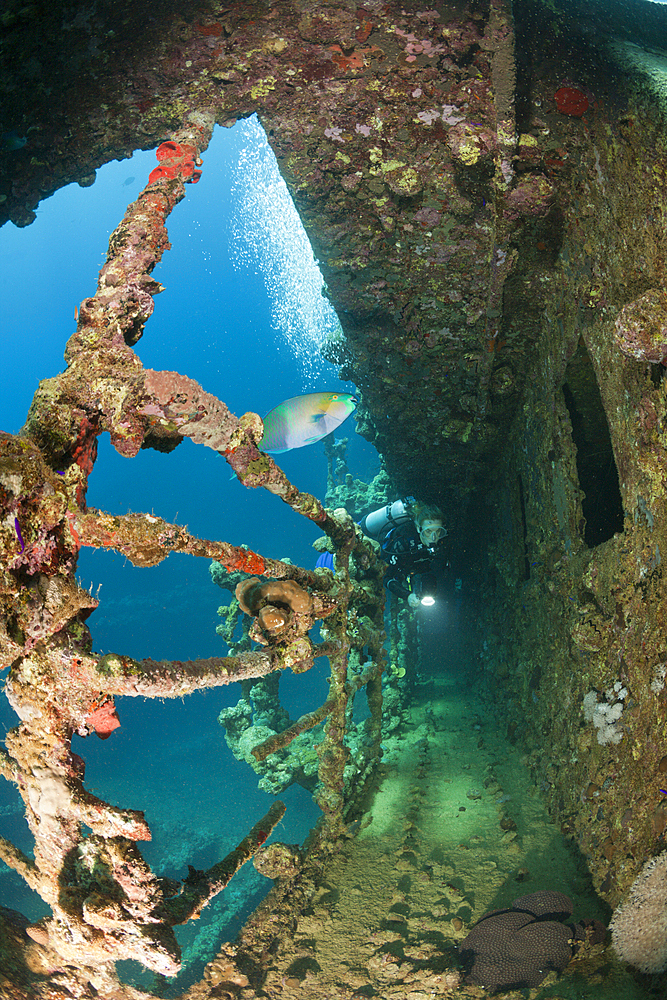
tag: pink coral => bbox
[505,175,554,221]
[84,699,121,740]
[395,27,445,61]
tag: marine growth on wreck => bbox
[2,0,667,997]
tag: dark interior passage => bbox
[562,341,624,548]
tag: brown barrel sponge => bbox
[235,577,313,616]
[257,605,290,633]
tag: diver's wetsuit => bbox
[359,504,443,600]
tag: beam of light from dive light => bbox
[420,573,437,607]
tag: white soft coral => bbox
[583,682,627,745]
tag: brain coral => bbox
[611,851,667,973]
[459,890,577,990]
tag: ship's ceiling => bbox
[1,0,665,520]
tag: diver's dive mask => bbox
[418,520,446,546]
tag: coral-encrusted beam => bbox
[23,117,216,477]
[252,699,337,762]
[73,507,324,585]
[138,369,358,546]
[0,837,42,894]
[251,659,381,762]
[166,800,286,924]
[92,651,279,698]
[73,789,151,840]
[95,642,338,699]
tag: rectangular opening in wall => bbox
[562,340,624,547]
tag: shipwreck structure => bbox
[2,0,667,996]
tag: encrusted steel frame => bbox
[0,116,386,993]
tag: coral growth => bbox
[148,140,202,185]
[460,891,581,990]
[217,673,321,795]
[236,576,313,617]
[235,575,318,647]
[253,842,302,880]
[615,289,667,363]
[611,851,667,973]
[81,698,121,739]
[582,683,627,745]
[554,86,590,117]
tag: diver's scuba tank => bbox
[360,499,413,542]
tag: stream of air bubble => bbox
[230,116,342,387]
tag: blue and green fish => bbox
[260,391,357,453]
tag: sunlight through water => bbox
[230,116,342,386]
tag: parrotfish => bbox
[260,391,357,453]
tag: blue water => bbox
[0,118,377,989]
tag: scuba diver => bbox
[359,499,446,608]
